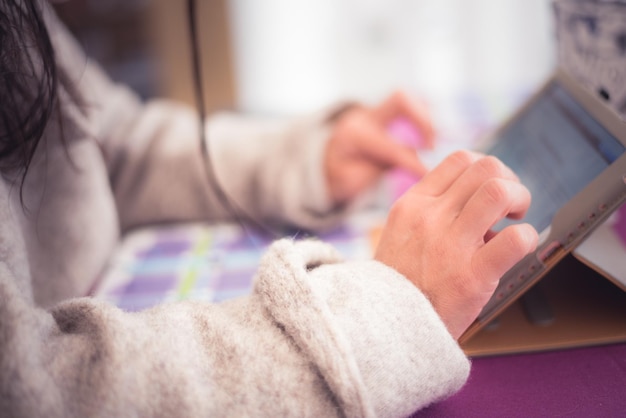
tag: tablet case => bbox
[460,1,626,357]
[461,246,626,357]
[461,202,626,357]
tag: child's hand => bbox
[324,91,434,205]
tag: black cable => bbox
[186,0,279,240]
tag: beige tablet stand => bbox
[461,217,626,357]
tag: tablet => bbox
[460,69,626,343]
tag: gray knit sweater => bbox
[0,4,469,417]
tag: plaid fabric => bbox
[93,213,384,311]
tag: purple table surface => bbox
[413,343,626,417]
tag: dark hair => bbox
[1,0,273,233]
[0,0,57,180]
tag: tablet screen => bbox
[487,82,624,232]
[489,82,626,233]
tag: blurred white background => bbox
[228,0,556,147]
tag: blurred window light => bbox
[228,0,555,135]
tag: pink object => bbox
[387,117,426,200]
[387,116,426,149]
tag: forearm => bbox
[255,239,470,416]
[1,240,469,417]
[110,103,352,233]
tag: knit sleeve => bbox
[0,239,469,418]
[44,2,348,233]
[106,103,350,233]
[253,239,470,416]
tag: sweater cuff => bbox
[254,239,470,416]
[292,102,374,231]
[315,259,471,416]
